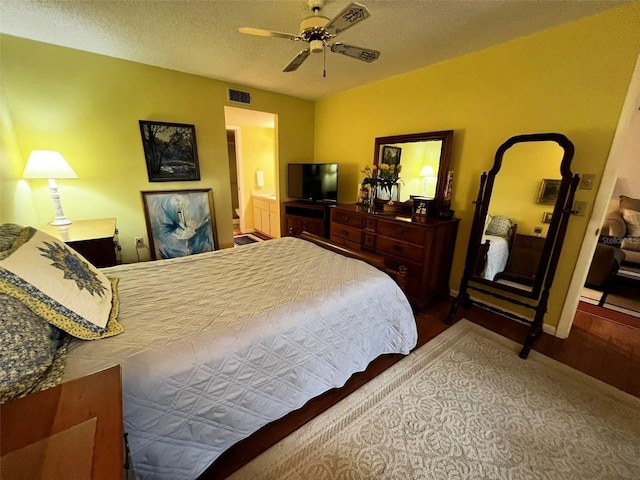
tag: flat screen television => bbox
[287,163,338,203]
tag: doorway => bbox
[558,54,640,337]
[227,130,241,234]
[224,106,279,238]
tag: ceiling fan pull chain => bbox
[323,47,327,77]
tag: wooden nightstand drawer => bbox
[377,220,425,245]
[41,218,117,267]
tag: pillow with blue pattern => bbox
[0,227,122,340]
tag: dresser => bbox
[330,204,459,308]
[0,366,125,479]
[41,218,118,267]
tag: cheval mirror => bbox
[446,133,580,358]
[372,130,453,214]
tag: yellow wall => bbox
[490,141,565,237]
[0,35,314,262]
[315,4,640,327]
[237,125,276,231]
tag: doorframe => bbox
[226,125,246,234]
[557,54,640,338]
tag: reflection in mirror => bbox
[376,140,443,201]
[373,131,453,210]
[474,140,566,292]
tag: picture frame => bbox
[139,120,201,182]
[542,212,553,224]
[380,145,402,168]
[536,179,561,205]
[141,189,218,260]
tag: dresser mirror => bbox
[373,130,453,211]
[447,133,579,359]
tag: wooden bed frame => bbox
[298,231,408,290]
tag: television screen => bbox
[288,163,338,203]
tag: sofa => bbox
[601,195,640,265]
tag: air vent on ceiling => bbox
[228,88,251,105]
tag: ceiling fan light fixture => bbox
[310,39,324,53]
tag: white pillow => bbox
[0,227,122,340]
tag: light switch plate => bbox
[573,200,587,216]
[579,174,596,190]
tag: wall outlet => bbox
[579,174,596,190]
[135,237,144,248]
[573,200,587,216]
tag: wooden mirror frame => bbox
[467,133,576,299]
[446,132,580,359]
[373,130,453,213]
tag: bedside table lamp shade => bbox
[419,165,436,198]
[23,150,78,226]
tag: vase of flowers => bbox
[361,165,378,212]
[377,163,402,206]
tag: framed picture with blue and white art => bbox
[141,189,218,260]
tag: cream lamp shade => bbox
[23,150,78,226]
[419,165,436,197]
[419,165,435,178]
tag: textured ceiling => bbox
[0,0,627,100]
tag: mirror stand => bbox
[445,133,580,359]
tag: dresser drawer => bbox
[330,234,361,252]
[380,253,423,280]
[377,220,425,245]
[376,235,424,263]
[331,223,363,244]
[363,232,377,249]
[332,210,364,228]
[364,217,377,231]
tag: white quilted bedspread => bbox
[63,237,417,479]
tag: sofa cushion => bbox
[622,209,640,237]
[621,237,640,252]
[619,195,640,213]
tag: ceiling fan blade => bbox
[238,27,299,41]
[324,2,371,36]
[330,43,380,63]
[283,49,311,72]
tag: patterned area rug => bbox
[233,233,263,247]
[230,320,640,479]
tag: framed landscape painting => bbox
[139,120,201,182]
[142,189,218,260]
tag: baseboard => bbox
[448,290,556,336]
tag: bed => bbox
[474,216,517,281]
[1,225,417,479]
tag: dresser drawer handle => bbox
[395,228,405,235]
[392,244,403,252]
[342,229,349,236]
[341,215,349,222]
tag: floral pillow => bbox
[0,293,70,404]
[0,227,122,340]
[485,215,512,237]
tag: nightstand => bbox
[41,218,118,267]
[0,365,125,479]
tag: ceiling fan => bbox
[238,0,380,73]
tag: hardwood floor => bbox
[201,297,640,479]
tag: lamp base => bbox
[50,218,72,226]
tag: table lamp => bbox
[419,165,436,197]
[23,150,78,226]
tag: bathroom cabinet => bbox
[253,196,279,238]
